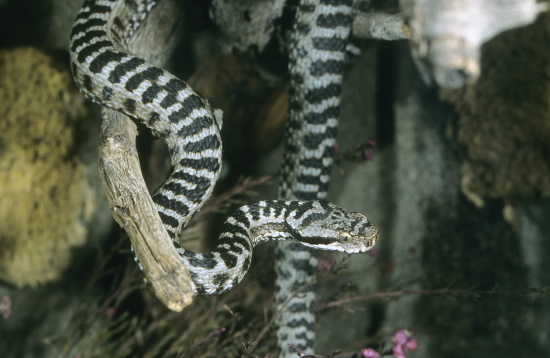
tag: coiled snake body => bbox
[70,0,377,296]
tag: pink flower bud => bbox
[364,149,374,161]
[392,329,410,346]
[392,344,406,358]
[404,338,418,352]
[1,296,11,319]
[317,258,334,271]
[367,248,379,257]
[334,143,340,153]
[105,307,116,318]
[361,348,380,358]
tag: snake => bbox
[275,0,354,355]
[69,0,377,297]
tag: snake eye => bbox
[339,232,351,242]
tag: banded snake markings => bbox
[70,0,376,315]
[276,0,354,355]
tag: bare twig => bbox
[316,286,550,311]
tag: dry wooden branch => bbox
[99,111,194,311]
[400,0,548,88]
[98,0,194,311]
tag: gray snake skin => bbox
[276,0,354,355]
[69,0,376,322]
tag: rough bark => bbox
[210,0,286,52]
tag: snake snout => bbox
[361,224,379,251]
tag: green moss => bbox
[0,47,92,286]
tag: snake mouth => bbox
[333,236,379,254]
[357,235,379,253]
[299,236,339,246]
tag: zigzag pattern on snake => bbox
[275,0,354,355]
[69,0,376,296]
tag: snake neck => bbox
[177,200,325,295]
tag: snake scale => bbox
[70,0,376,336]
[275,0,354,355]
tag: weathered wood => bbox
[353,12,410,41]
[210,0,286,51]
[400,0,548,88]
[99,112,195,311]
[98,0,194,311]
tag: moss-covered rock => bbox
[0,47,93,286]
[442,14,550,206]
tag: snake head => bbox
[293,202,379,253]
